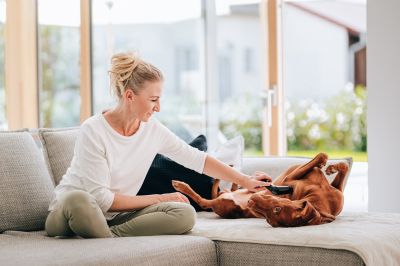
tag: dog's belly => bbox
[280,180,343,216]
[219,190,252,208]
[219,189,273,209]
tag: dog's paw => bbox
[325,165,337,175]
[336,162,349,173]
[316,153,328,168]
[171,180,189,192]
[172,180,190,194]
[325,162,349,175]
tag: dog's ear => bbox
[319,211,336,224]
[299,200,321,225]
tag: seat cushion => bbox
[39,127,80,185]
[214,241,364,266]
[191,211,400,266]
[0,131,54,232]
[0,231,217,266]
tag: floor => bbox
[342,162,368,212]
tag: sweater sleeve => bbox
[157,121,207,173]
[74,125,115,213]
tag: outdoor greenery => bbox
[220,93,263,150]
[286,85,367,152]
[39,25,80,128]
[220,86,367,161]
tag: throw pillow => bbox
[137,135,214,211]
[0,131,54,232]
[212,135,244,191]
[39,127,80,186]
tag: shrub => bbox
[286,85,367,152]
[220,85,367,153]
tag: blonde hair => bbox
[108,52,163,100]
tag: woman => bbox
[45,52,271,238]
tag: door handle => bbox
[260,85,277,128]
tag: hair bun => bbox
[109,52,141,96]
[108,51,163,100]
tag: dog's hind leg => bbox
[230,183,239,192]
[172,180,217,210]
[326,162,349,192]
[284,153,328,182]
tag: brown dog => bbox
[172,153,349,227]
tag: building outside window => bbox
[217,1,266,155]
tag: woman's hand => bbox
[242,171,272,192]
[160,192,190,204]
[252,171,273,182]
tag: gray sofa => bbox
[0,128,368,265]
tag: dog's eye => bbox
[273,207,281,214]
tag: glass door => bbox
[216,0,268,156]
[282,0,367,161]
[281,0,367,211]
[91,0,205,142]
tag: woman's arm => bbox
[155,121,270,192]
[203,155,271,192]
[108,192,190,212]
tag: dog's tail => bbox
[172,180,218,210]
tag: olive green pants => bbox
[45,190,196,238]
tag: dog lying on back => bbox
[172,153,349,227]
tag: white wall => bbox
[283,4,349,102]
[368,0,400,212]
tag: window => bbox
[38,0,81,127]
[281,0,367,211]
[0,0,6,129]
[92,0,205,139]
[282,0,367,161]
[217,1,266,155]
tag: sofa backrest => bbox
[0,130,55,232]
[38,128,80,186]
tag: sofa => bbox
[1,128,399,266]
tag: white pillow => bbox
[212,135,244,191]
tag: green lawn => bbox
[244,149,367,162]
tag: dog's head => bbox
[248,192,322,227]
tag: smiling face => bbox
[127,80,163,122]
[248,193,318,227]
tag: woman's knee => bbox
[170,203,196,234]
[59,190,96,214]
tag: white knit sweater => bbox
[49,114,206,219]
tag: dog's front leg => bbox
[326,162,349,192]
[283,153,328,182]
